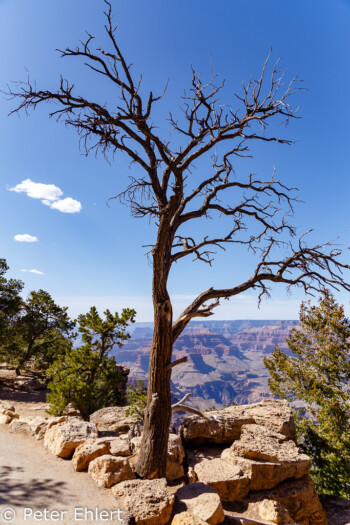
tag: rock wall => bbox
[1,399,329,525]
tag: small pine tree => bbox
[264,291,350,497]
[2,288,74,375]
[0,259,23,349]
[47,306,135,418]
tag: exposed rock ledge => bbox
[179,398,296,445]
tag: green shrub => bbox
[264,291,350,497]
[47,306,135,419]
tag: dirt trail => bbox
[0,426,127,525]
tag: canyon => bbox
[112,320,299,410]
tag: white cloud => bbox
[14,234,38,243]
[9,179,63,202]
[8,178,82,213]
[21,269,44,275]
[50,197,82,214]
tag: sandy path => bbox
[0,426,128,525]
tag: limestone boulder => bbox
[231,424,305,463]
[127,420,144,439]
[62,402,82,417]
[244,475,327,525]
[9,417,36,436]
[244,399,296,439]
[108,437,132,457]
[166,434,185,481]
[0,402,15,412]
[29,416,68,439]
[112,478,175,525]
[221,424,310,491]
[193,458,250,502]
[128,436,142,469]
[180,410,254,446]
[45,416,68,430]
[88,454,135,488]
[244,499,296,524]
[0,404,18,424]
[25,416,67,440]
[187,466,197,483]
[171,512,208,525]
[72,438,111,471]
[187,445,225,467]
[89,406,135,433]
[174,482,225,525]
[44,418,98,458]
[180,399,295,445]
[31,417,53,440]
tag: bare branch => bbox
[171,404,207,417]
[171,394,207,417]
[173,393,193,405]
[172,236,350,341]
[167,356,188,369]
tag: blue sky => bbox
[1,0,349,321]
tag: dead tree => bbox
[8,2,350,479]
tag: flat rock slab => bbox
[112,478,175,525]
[180,399,295,445]
[89,406,135,433]
[174,482,225,525]
[44,418,98,458]
[194,458,250,502]
[231,424,306,463]
[88,454,135,488]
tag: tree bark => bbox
[15,340,34,376]
[135,217,173,479]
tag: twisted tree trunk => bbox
[135,218,173,479]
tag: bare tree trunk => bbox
[135,300,172,478]
[15,341,34,376]
[135,220,173,479]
